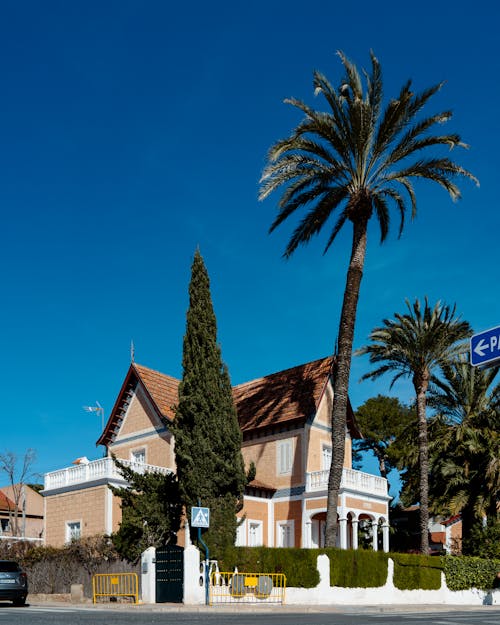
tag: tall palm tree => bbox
[357,298,472,552]
[259,51,477,547]
[428,358,499,547]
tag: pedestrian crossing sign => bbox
[191,506,210,528]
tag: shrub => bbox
[218,547,320,588]
[391,553,443,590]
[323,548,388,588]
[0,536,138,596]
[443,556,500,591]
[462,522,500,559]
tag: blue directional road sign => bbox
[191,506,210,528]
[470,325,500,367]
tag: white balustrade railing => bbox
[44,457,171,491]
[305,467,387,496]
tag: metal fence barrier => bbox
[210,571,286,605]
[92,573,139,604]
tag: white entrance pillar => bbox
[371,520,378,551]
[339,517,348,550]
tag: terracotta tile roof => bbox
[98,356,360,446]
[247,478,276,492]
[0,490,15,511]
[233,356,334,432]
[133,364,179,421]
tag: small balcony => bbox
[43,457,172,492]
[305,467,388,497]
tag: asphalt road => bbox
[0,605,499,625]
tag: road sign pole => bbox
[196,500,210,606]
[197,526,210,605]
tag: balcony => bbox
[305,467,388,497]
[43,457,172,492]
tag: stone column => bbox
[351,518,359,550]
[371,520,378,552]
[339,517,348,550]
[382,522,390,553]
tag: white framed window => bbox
[277,521,294,547]
[277,439,293,475]
[235,519,246,546]
[131,448,146,464]
[248,520,263,547]
[322,445,332,471]
[0,519,10,533]
[66,520,81,542]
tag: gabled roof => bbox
[97,356,360,447]
[0,490,15,512]
[96,363,179,447]
[133,364,179,419]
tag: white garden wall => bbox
[145,547,499,606]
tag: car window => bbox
[0,562,21,572]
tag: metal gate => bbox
[155,545,184,603]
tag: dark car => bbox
[0,560,28,606]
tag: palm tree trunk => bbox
[325,217,368,547]
[415,382,430,554]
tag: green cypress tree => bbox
[173,250,246,556]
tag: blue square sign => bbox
[191,506,210,528]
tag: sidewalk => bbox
[27,595,500,614]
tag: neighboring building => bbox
[43,357,390,550]
[390,506,463,555]
[0,485,44,541]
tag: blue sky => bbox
[1,1,498,497]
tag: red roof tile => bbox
[133,364,179,420]
[98,356,359,446]
[233,356,334,432]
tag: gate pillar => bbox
[141,547,156,603]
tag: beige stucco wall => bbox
[109,432,175,468]
[274,499,302,546]
[345,496,387,515]
[238,498,270,546]
[307,380,353,471]
[108,385,175,469]
[242,431,303,489]
[44,486,120,547]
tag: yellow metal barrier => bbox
[92,573,139,604]
[210,571,286,605]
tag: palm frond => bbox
[372,193,390,242]
[283,185,349,256]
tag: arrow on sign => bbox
[473,339,488,358]
[470,325,500,367]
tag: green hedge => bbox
[391,553,443,590]
[218,547,500,592]
[442,556,500,591]
[218,547,320,588]
[322,548,388,588]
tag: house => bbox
[390,505,463,555]
[0,485,44,542]
[42,357,390,550]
